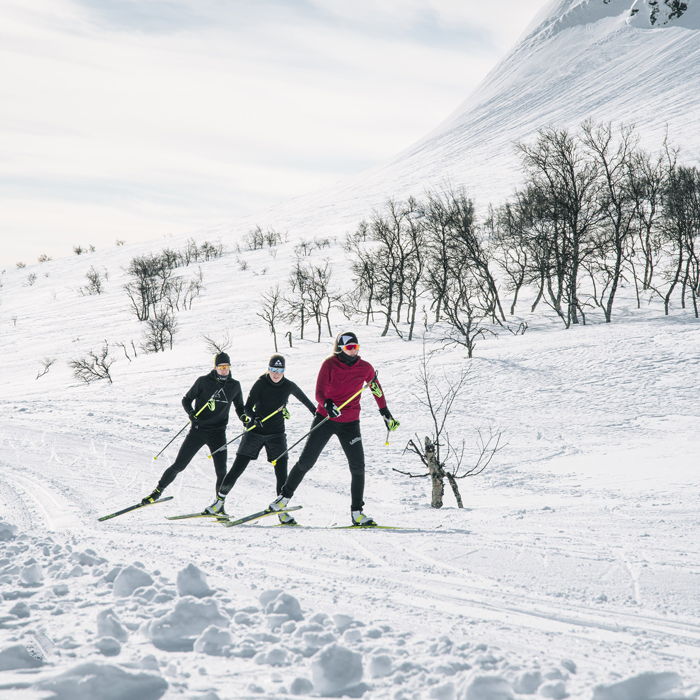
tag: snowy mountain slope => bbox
[246,0,700,238]
[1,1,700,698]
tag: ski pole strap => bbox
[209,406,284,458]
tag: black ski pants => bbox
[282,414,365,511]
[157,427,227,493]
[218,432,288,497]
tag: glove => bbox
[379,406,400,431]
[242,413,252,425]
[369,380,383,398]
[249,415,263,430]
[324,399,342,418]
[282,407,291,420]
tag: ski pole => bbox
[271,374,376,466]
[154,390,219,460]
[384,428,391,447]
[208,406,284,458]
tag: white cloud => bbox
[0,0,545,265]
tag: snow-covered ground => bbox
[2,1,700,698]
[1,221,699,699]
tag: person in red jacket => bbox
[268,331,400,526]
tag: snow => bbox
[1,1,700,699]
[310,643,364,695]
[176,563,214,598]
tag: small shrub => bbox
[73,245,85,255]
[36,357,56,379]
[16,262,26,269]
[116,239,126,246]
[24,273,37,287]
[81,266,105,295]
[69,342,115,384]
[37,254,52,263]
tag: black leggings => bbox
[282,415,365,511]
[218,454,288,496]
[157,428,227,493]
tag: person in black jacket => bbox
[204,354,315,524]
[141,353,245,505]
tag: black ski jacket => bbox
[245,374,316,435]
[181,370,245,432]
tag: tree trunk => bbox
[425,437,444,508]
[445,473,463,508]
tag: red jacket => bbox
[315,355,386,422]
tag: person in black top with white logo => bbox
[141,353,245,505]
[205,354,315,524]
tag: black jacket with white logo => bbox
[181,370,245,432]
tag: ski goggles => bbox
[216,364,230,369]
[341,343,359,352]
[269,367,285,374]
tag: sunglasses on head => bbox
[341,343,359,351]
[269,367,285,374]
[217,364,230,370]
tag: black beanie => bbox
[215,352,230,366]
[269,354,285,369]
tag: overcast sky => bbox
[0,0,545,266]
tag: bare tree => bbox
[257,284,284,351]
[393,344,503,508]
[286,260,312,340]
[69,342,115,384]
[202,331,233,355]
[661,164,700,316]
[81,266,105,295]
[516,126,602,327]
[142,308,178,353]
[36,357,56,379]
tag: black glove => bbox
[379,406,400,431]
[246,414,263,430]
[324,399,342,418]
[189,411,200,427]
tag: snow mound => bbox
[464,675,515,700]
[97,607,129,642]
[431,681,456,700]
[369,653,393,678]
[263,590,304,621]
[145,596,229,651]
[95,636,122,657]
[0,644,44,671]
[177,563,214,598]
[540,681,568,699]
[193,625,233,656]
[512,670,542,694]
[112,565,154,597]
[0,521,17,541]
[34,662,168,700]
[310,643,363,695]
[254,644,292,666]
[592,671,682,700]
[20,562,43,584]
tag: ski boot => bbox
[141,488,162,505]
[268,494,290,512]
[278,511,298,526]
[203,495,227,517]
[351,510,376,527]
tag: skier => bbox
[268,331,400,526]
[141,353,245,505]
[204,354,316,524]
